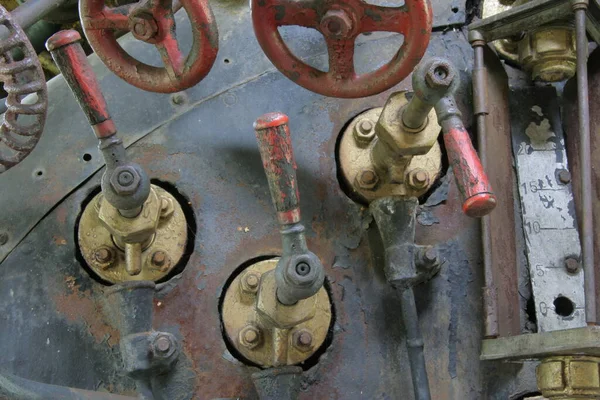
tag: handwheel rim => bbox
[80,0,219,93]
[252,0,432,98]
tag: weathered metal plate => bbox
[509,87,586,332]
[0,3,539,399]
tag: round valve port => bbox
[337,97,442,204]
[221,258,332,368]
[77,184,188,283]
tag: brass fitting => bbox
[256,270,317,329]
[78,185,187,283]
[221,259,332,367]
[537,356,600,399]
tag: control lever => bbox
[401,57,496,217]
[435,97,496,217]
[46,30,150,217]
[254,113,325,305]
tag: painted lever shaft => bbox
[443,120,496,217]
[254,112,301,225]
[46,30,116,139]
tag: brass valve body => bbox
[221,259,332,368]
[78,184,187,283]
[338,96,442,203]
[482,0,577,82]
[537,356,600,399]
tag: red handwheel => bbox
[80,0,218,93]
[252,0,432,98]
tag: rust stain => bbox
[53,235,68,246]
[53,277,120,347]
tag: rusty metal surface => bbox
[0,30,540,397]
[563,46,600,324]
[0,7,541,398]
[481,46,521,338]
[0,4,48,173]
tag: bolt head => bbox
[320,10,353,39]
[159,196,175,219]
[293,329,314,352]
[93,247,114,269]
[155,336,171,352]
[239,325,261,349]
[353,118,375,146]
[152,250,167,267]
[151,334,176,359]
[240,271,261,294]
[356,169,379,190]
[425,60,455,90]
[109,166,141,196]
[565,257,580,274]
[129,13,158,42]
[408,169,430,190]
[423,247,438,264]
[558,169,571,184]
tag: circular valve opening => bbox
[219,258,334,369]
[75,180,196,284]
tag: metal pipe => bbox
[399,287,431,400]
[472,39,499,338]
[573,0,597,325]
[11,0,69,30]
[0,371,135,400]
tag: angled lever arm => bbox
[254,113,324,305]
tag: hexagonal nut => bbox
[159,196,175,219]
[407,169,430,190]
[240,271,261,295]
[424,60,455,90]
[256,270,317,329]
[151,333,177,359]
[110,166,141,196]
[292,329,314,353]
[130,13,158,41]
[98,187,161,243]
[353,118,376,146]
[92,246,115,270]
[375,92,440,156]
[238,325,262,350]
[355,169,379,190]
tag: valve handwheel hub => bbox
[80,0,218,93]
[252,0,433,98]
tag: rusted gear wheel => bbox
[80,0,218,93]
[252,0,433,98]
[0,5,48,173]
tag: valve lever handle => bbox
[254,112,301,226]
[436,97,496,218]
[46,30,116,139]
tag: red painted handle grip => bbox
[443,125,496,218]
[254,112,301,225]
[46,30,116,139]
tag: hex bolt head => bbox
[565,257,580,274]
[155,336,171,353]
[110,166,141,196]
[241,271,261,294]
[159,196,175,219]
[320,10,353,39]
[293,329,314,352]
[423,247,438,265]
[356,169,379,190]
[558,169,572,184]
[239,325,261,349]
[353,118,376,145]
[130,13,159,41]
[151,334,176,359]
[408,169,430,190]
[425,60,455,90]
[93,247,115,270]
[151,250,167,266]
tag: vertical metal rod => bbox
[574,2,597,325]
[399,287,431,400]
[473,42,499,337]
